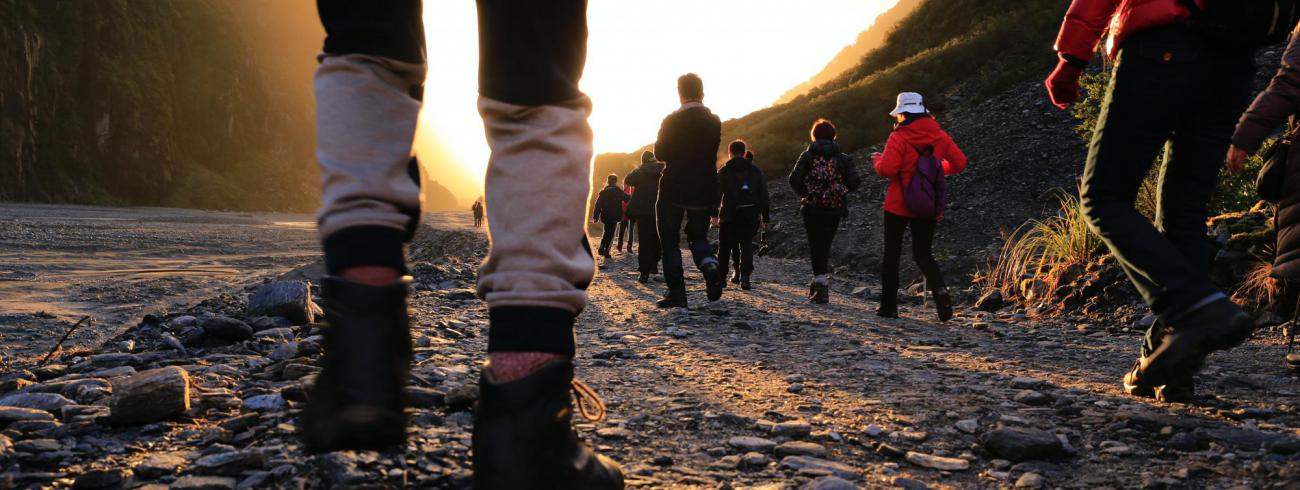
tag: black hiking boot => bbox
[473,360,624,489]
[657,289,687,309]
[810,281,830,304]
[703,261,724,302]
[876,305,898,319]
[300,276,412,454]
[740,273,752,291]
[1123,359,1196,403]
[638,272,650,284]
[934,290,954,323]
[1136,298,1254,387]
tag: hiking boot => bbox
[1123,359,1196,403]
[300,276,412,454]
[1122,359,1155,399]
[1137,298,1254,387]
[876,305,899,319]
[740,274,752,291]
[730,270,742,284]
[656,289,687,309]
[809,278,830,304]
[934,290,954,323]
[473,360,624,489]
[637,272,650,284]
[702,260,724,302]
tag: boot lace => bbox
[570,378,606,422]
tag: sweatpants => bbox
[719,208,760,277]
[880,211,946,309]
[314,0,593,356]
[802,213,840,276]
[1079,25,1252,326]
[658,202,715,294]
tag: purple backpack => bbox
[901,145,948,219]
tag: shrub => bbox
[982,189,1103,304]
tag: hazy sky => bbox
[416,1,898,199]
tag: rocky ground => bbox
[0,221,1296,489]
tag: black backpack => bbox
[1181,0,1300,47]
[734,168,761,208]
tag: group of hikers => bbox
[301,0,1297,487]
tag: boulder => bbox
[108,366,190,425]
[246,281,314,325]
[981,427,1066,462]
[0,392,75,414]
[201,317,254,343]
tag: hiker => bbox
[653,73,724,308]
[615,181,634,254]
[1047,0,1259,403]
[472,200,484,227]
[1228,24,1300,375]
[726,151,757,284]
[625,150,665,283]
[593,174,631,259]
[871,92,966,322]
[715,140,770,290]
[788,119,860,303]
[302,0,623,487]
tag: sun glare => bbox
[418,1,896,203]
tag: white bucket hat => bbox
[889,92,927,116]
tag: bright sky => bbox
[416,1,896,201]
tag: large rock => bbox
[0,392,75,413]
[246,281,314,325]
[201,317,254,343]
[134,452,187,479]
[981,427,1066,462]
[108,367,190,425]
[778,456,861,480]
[728,436,778,453]
[0,406,56,426]
[905,451,970,471]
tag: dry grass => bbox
[980,190,1103,305]
[1233,257,1280,310]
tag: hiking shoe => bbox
[656,290,687,309]
[730,270,742,284]
[934,290,954,322]
[1122,359,1156,399]
[876,306,898,319]
[638,272,650,284]
[1138,298,1254,387]
[473,360,624,489]
[300,276,412,453]
[810,282,830,304]
[703,261,724,302]
[740,274,752,291]
[1155,371,1196,404]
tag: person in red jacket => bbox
[871,92,966,322]
[1046,0,1257,403]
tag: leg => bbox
[598,220,616,257]
[685,209,724,301]
[910,217,953,321]
[301,0,426,454]
[717,222,735,277]
[658,202,687,296]
[879,211,906,315]
[637,216,660,275]
[472,0,623,486]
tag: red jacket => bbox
[872,117,966,219]
[1055,0,1202,61]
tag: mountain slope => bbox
[773,0,922,105]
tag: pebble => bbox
[0,406,55,425]
[807,476,860,490]
[202,317,254,342]
[955,419,979,434]
[0,392,76,413]
[905,451,970,471]
[135,452,187,478]
[728,436,777,453]
[596,427,633,440]
[774,420,812,437]
[775,441,827,457]
[981,427,1066,462]
[778,456,861,480]
[1014,471,1045,488]
[241,394,286,411]
[72,468,129,489]
[740,451,771,469]
[170,476,237,490]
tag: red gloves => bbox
[1045,57,1084,109]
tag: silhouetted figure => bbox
[1047,0,1256,404]
[302,0,623,486]
[592,174,630,259]
[614,181,634,254]
[871,92,966,321]
[625,150,665,283]
[788,119,860,304]
[654,73,724,307]
[716,141,769,291]
[472,200,485,227]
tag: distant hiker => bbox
[871,92,966,322]
[1228,26,1300,375]
[788,119,860,303]
[715,140,770,290]
[653,73,724,307]
[625,150,665,283]
[615,181,634,254]
[1048,0,1259,403]
[304,0,623,486]
[471,200,484,227]
[726,151,757,284]
[593,174,631,259]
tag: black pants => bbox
[615,218,632,252]
[316,0,589,356]
[634,215,661,274]
[597,219,621,256]
[803,213,841,276]
[880,211,947,309]
[658,202,715,293]
[719,209,760,276]
[1080,26,1253,324]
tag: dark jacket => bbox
[717,156,770,224]
[654,102,722,208]
[624,161,665,220]
[788,139,861,217]
[592,185,630,223]
[1232,31,1300,278]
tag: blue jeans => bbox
[657,202,715,293]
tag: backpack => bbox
[901,145,948,219]
[1180,0,1300,48]
[802,153,849,209]
[734,167,760,208]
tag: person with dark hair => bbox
[788,118,860,303]
[727,151,756,283]
[872,92,966,321]
[472,199,485,227]
[302,0,623,487]
[1047,0,1256,403]
[654,73,724,308]
[593,174,630,259]
[715,140,769,290]
[625,151,665,283]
